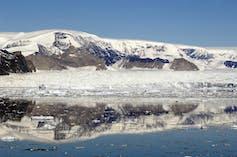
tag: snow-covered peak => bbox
[0,29,212,57]
[0,29,100,56]
[0,29,236,70]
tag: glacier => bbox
[0,69,236,98]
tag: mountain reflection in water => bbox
[0,97,237,142]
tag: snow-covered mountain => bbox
[0,29,237,71]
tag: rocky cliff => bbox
[0,49,35,75]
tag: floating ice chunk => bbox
[1,136,17,142]
[231,125,237,130]
[31,116,54,121]
[75,146,86,149]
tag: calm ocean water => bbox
[0,127,237,157]
[0,97,237,157]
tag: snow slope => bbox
[0,29,237,70]
[0,69,236,98]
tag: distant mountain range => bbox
[0,29,237,75]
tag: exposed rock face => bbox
[26,46,107,70]
[0,69,9,75]
[26,60,36,72]
[182,48,213,60]
[62,46,107,70]
[224,61,237,68]
[118,55,169,69]
[84,43,124,66]
[37,44,51,56]
[26,54,67,70]
[0,49,35,75]
[53,32,73,50]
[170,58,199,71]
[120,59,164,69]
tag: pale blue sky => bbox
[0,0,237,46]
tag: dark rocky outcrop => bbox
[121,60,163,69]
[84,43,124,66]
[61,46,107,70]
[0,68,9,75]
[26,46,107,70]
[224,106,237,114]
[37,44,51,56]
[26,54,67,70]
[0,49,35,75]
[26,60,36,72]
[119,55,169,69]
[121,60,164,69]
[170,58,199,71]
[224,61,237,68]
[181,48,213,60]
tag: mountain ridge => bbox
[0,29,237,72]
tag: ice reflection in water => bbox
[0,97,237,142]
